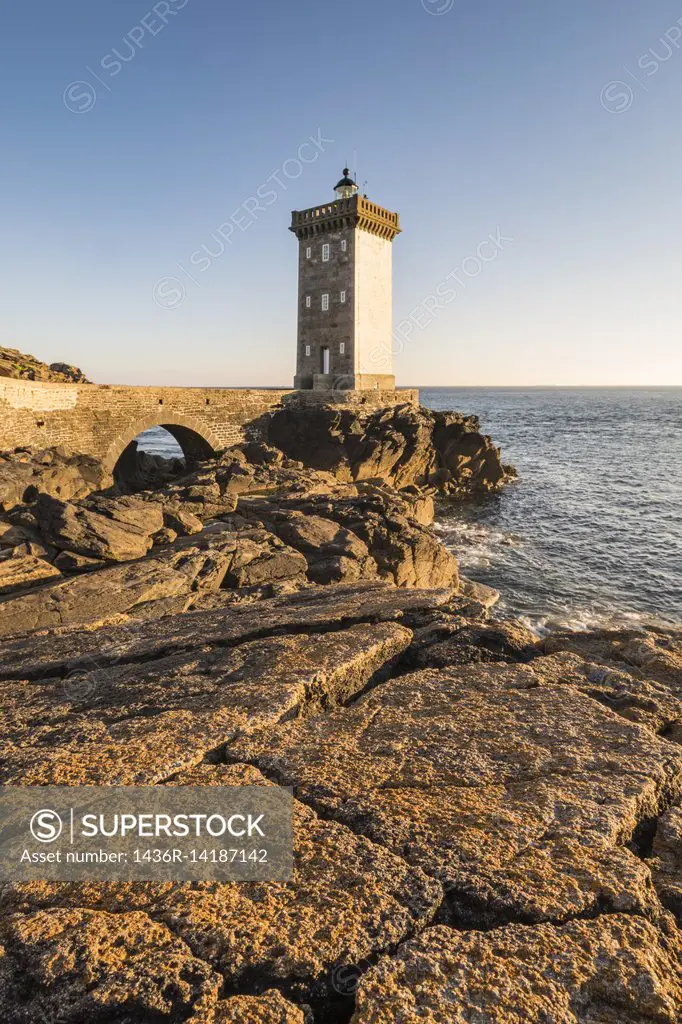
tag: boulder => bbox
[228,657,682,927]
[35,493,164,562]
[352,915,682,1023]
[245,508,378,584]
[0,446,108,512]
[217,445,352,501]
[162,503,204,536]
[248,491,458,590]
[46,361,89,382]
[52,550,106,574]
[0,510,50,557]
[0,522,313,637]
[458,575,500,608]
[0,346,90,383]
[0,549,194,636]
[115,445,187,492]
[222,528,308,588]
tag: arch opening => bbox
[112,423,216,492]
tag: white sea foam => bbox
[510,605,668,637]
[435,519,523,570]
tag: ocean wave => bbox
[434,519,523,569]
[512,605,668,637]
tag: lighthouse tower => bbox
[290,169,401,391]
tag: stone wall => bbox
[284,388,419,411]
[0,379,420,469]
[0,380,292,469]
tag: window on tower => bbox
[305,345,311,356]
[341,240,347,252]
[340,290,346,303]
[305,296,311,308]
[322,293,329,311]
[340,342,345,354]
[305,247,311,259]
[322,243,330,262]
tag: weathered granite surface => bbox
[541,626,682,688]
[0,907,221,1022]
[1,411,682,1022]
[652,805,682,924]
[1,765,442,1013]
[0,580,456,678]
[228,658,682,927]
[0,621,411,785]
[352,914,682,1023]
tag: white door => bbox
[322,347,330,374]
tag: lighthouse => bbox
[290,169,401,391]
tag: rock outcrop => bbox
[0,345,90,382]
[268,400,516,494]
[0,617,415,786]
[0,524,313,635]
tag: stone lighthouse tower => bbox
[290,169,401,391]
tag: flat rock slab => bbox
[0,554,61,595]
[524,651,682,737]
[0,547,203,636]
[0,907,221,1023]
[154,765,441,1006]
[2,765,442,1009]
[228,658,682,926]
[0,622,411,785]
[351,915,682,1023]
[0,581,454,681]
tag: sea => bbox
[139,387,682,633]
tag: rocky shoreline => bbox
[1,399,681,1022]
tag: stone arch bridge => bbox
[0,378,292,473]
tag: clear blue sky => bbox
[1,0,680,386]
